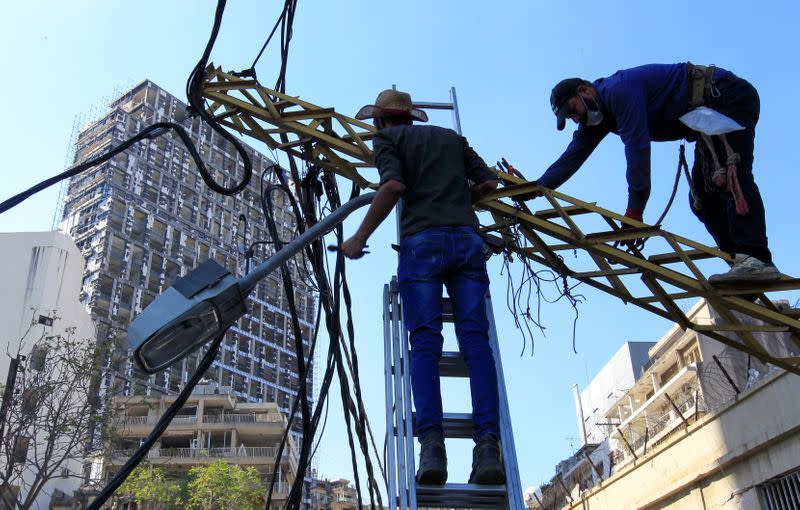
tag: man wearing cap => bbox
[535,63,778,283]
[340,89,504,485]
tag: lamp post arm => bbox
[239,192,376,295]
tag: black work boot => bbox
[416,431,447,485]
[468,435,505,485]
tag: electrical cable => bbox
[248,13,285,72]
[2,0,251,215]
[261,181,313,509]
[0,1,386,508]
[501,225,585,356]
[1,122,199,216]
[185,0,253,196]
[259,154,383,509]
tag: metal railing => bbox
[116,413,282,426]
[112,446,279,459]
[203,413,283,424]
[116,415,198,426]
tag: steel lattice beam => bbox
[202,65,800,374]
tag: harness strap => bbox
[700,133,750,216]
[687,63,716,109]
[719,135,749,215]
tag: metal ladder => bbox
[383,277,524,509]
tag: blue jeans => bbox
[398,226,500,443]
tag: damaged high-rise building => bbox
[59,80,316,429]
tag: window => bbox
[684,347,701,365]
[759,468,800,509]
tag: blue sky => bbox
[3,0,800,495]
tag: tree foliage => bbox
[185,460,263,510]
[117,465,182,510]
[113,461,264,510]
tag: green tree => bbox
[116,465,183,510]
[185,460,263,510]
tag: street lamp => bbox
[127,192,375,373]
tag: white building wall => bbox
[0,231,94,509]
[578,341,654,445]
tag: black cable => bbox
[262,160,382,509]
[249,13,285,71]
[2,0,251,216]
[245,1,387,501]
[1,122,216,216]
[653,143,689,228]
[323,176,382,508]
[259,165,317,510]
[87,332,226,510]
[185,0,253,196]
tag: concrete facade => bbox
[106,385,298,509]
[309,478,358,510]
[0,231,95,510]
[577,341,655,446]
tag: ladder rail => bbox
[396,286,419,509]
[383,284,398,510]
[389,285,410,510]
[486,295,525,508]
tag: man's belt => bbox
[687,63,716,109]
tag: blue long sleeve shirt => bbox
[537,63,731,212]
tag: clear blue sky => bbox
[3,0,800,495]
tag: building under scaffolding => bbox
[59,80,316,428]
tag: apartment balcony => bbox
[114,412,285,437]
[109,446,289,466]
[109,445,298,478]
[610,364,700,466]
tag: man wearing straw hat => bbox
[341,89,504,485]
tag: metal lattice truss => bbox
[202,65,800,374]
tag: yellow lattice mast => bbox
[202,65,800,374]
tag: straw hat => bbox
[355,89,428,122]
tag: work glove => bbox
[613,209,645,254]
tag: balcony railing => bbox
[116,415,198,426]
[116,413,282,426]
[113,446,278,460]
[203,413,284,424]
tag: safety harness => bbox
[686,63,750,216]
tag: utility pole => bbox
[0,356,22,453]
[0,355,22,508]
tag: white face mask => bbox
[580,95,604,126]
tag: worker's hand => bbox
[613,223,646,254]
[340,235,369,259]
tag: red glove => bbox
[625,208,643,222]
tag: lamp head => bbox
[128,260,246,373]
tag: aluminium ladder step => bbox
[412,412,475,439]
[416,483,507,509]
[439,351,469,378]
